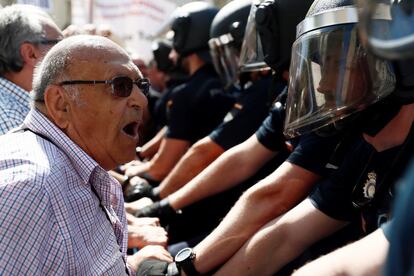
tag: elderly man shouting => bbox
[0,35,172,274]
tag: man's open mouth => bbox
[122,121,139,138]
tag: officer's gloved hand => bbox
[136,259,179,276]
[124,176,160,202]
[135,198,179,224]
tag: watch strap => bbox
[176,249,200,276]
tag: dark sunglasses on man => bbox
[59,76,151,97]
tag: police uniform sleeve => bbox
[286,133,341,176]
[308,138,374,222]
[166,71,234,143]
[255,104,286,152]
[165,85,196,142]
[210,83,271,150]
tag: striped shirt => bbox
[0,108,131,275]
[0,77,31,135]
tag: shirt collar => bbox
[0,77,30,107]
[21,108,100,184]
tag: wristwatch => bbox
[175,247,200,276]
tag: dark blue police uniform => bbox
[255,96,342,177]
[166,64,235,144]
[151,79,187,132]
[309,109,414,234]
[209,76,280,150]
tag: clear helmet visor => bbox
[209,34,240,89]
[238,0,270,72]
[357,0,414,59]
[284,24,396,138]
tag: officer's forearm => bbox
[192,162,320,273]
[293,228,389,276]
[145,137,190,181]
[168,137,275,210]
[158,137,224,198]
[192,187,268,274]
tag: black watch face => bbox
[175,248,193,262]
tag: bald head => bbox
[32,35,135,103]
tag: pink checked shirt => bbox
[0,108,131,275]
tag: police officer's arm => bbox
[145,137,190,180]
[125,136,190,181]
[191,163,321,274]
[157,136,225,198]
[167,134,276,210]
[293,228,388,276]
[212,199,347,275]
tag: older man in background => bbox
[0,35,171,274]
[0,4,63,134]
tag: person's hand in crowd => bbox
[124,197,153,214]
[108,170,128,184]
[124,162,150,178]
[119,159,144,174]
[127,245,173,271]
[128,224,169,248]
[124,176,160,202]
[136,259,179,276]
[126,213,160,227]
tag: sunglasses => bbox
[59,76,150,97]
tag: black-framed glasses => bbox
[58,76,150,97]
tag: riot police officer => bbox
[138,0,292,248]
[209,0,414,275]
[358,1,414,274]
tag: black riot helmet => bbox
[208,0,252,88]
[151,39,174,73]
[170,2,218,62]
[239,0,313,72]
[356,0,414,105]
[283,0,397,138]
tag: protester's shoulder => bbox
[0,106,26,127]
[0,131,70,184]
[0,135,51,206]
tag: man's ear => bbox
[20,43,41,67]
[44,85,71,129]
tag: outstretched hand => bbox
[128,245,173,272]
[128,224,169,248]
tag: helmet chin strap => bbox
[314,97,402,138]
